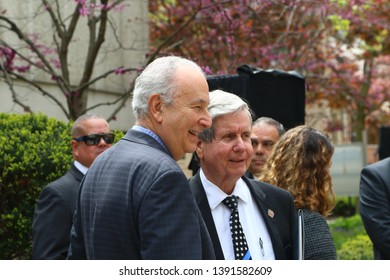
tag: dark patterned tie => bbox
[222,195,251,260]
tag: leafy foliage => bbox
[0,113,73,259]
[329,214,373,259]
[338,234,373,260]
[0,112,124,259]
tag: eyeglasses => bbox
[73,133,115,146]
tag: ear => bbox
[71,140,79,159]
[195,139,204,160]
[148,93,163,123]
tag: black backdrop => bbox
[378,126,390,160]
[207,64,306,130]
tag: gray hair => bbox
[253,117,285,137]
[132,56,205,120]
[71,113,108,138]
[198,89,253,142]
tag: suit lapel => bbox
[242,176,285,259]
[190,172,225,260]
[70,162,85,182]
[190,174,288,259]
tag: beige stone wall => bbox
[0,0,148,131]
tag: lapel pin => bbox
[268,209,274,218]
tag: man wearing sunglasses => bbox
[68,56,215,260]
[32,113,113,259]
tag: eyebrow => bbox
[191,97,209,105]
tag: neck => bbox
[202,169,239,195]
[136,118,157,133]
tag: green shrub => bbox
[329,214,374,259]
[330,214,366,232]
[0,113,73,259]
[329,214,367,250]
[0,113,124,259]
[337,234,373,260]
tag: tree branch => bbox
[0,61,32,113]
[5,71,70,118]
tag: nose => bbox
[98,137,109,146]
[233,136,246,152]
[200,110,212,128]
[255,143,265,155]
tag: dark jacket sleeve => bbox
[32,184,73,259]
[32,166,82,260]
[359,160,390,259]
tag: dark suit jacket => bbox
[244,170,254,179]
[67,129,215,260]
[359,157,390,260]
[32,163,84,259]
[189,172,297,259]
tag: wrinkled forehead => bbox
[213,111,252,131]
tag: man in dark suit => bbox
[32,113,113,259]
[359,157,390,260]
[245,117,285,179]
[190,89,296,260]
[67,56,215,259]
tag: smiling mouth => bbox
[230,159,245,163]
[189,130,197,136]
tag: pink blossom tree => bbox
[149,0,390,142]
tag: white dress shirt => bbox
[74,160,88,175]
[200,169,275,260]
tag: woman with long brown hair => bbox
[259,125,337,259]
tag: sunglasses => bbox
[73,133,115,146]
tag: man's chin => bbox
[252,168,263,177]
[185,144,197,154]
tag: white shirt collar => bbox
[200,168,250,209]
[74,160,88,175]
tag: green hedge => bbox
[338,234,373,260]
[0,113,124,259]
[329,214,374,260]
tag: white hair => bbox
[132,56,204,120]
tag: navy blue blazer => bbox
[68,129,215,260]
[32,163,84,259]
[189,172,297,260]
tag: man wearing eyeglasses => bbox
[32,113,113,259]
